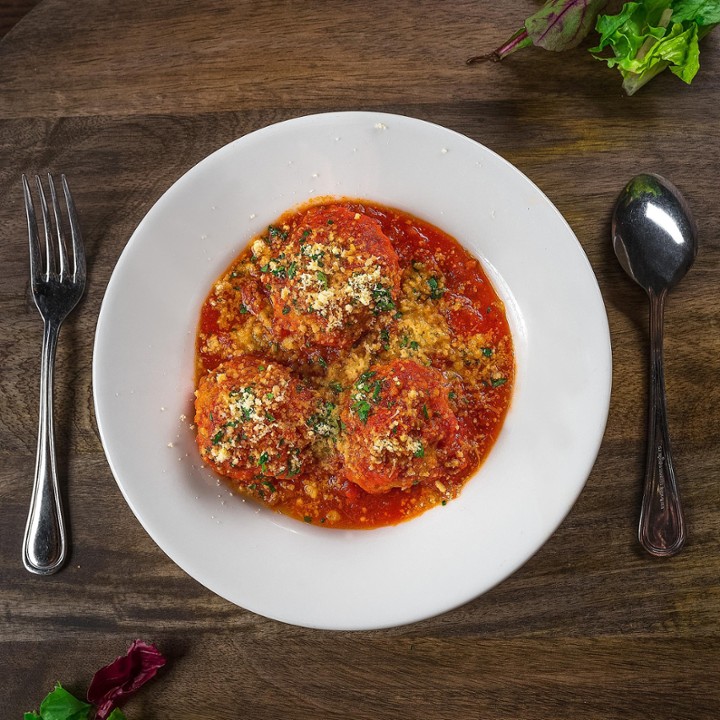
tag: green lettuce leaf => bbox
[660,23,700,81]
[671,0,720,25]
[25,684,92,720]
[590,0,715,94]
[592,1,670,60]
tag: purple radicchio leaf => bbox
[87,640,167,720]
[468,0,608,64]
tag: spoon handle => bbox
[638,290,686,557]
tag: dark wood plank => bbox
[1,2,719,718]
[0,0,39,38]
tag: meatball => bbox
[252,205,400,350]
[339,359,469,494]
[195,356,318,482]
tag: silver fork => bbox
[22,174,86,575]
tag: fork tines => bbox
[22,173,85,287]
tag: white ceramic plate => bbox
[93,112,611,630]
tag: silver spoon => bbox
[612,173,697,557]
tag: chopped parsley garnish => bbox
[304,515,312,523]
[448,391,457,400]
[268,225,288,241]
[303,246,325,264]
[372,284,395,313]
[427,276,444,300]
[491,377,508,388]
[351,370,384,423]
[353,399,372,423]
[482,347,493,357]
[307,400,340,438]
[239,303,249,314]
[228,385,258,421]
[211,430,223,445]
[358,370,376,382]
[287,261,297,279]
[380,328,390,350]
[400,335,419,352]
[316,270,328,288]
[259,263,269,273]
[413,442,425,458]
[262,480,277,494]
[258,451,269,473]
[422,404,429,420]
[282,305,291,314]
[355,370,377,393]
[329,381,343,394]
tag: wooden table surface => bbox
[1,1,719,717]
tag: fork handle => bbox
[23,318,67,575]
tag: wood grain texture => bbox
[1,1,719,718]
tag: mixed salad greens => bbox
[469,0,720,95]
[24,641,166,720]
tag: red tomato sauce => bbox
[195,198,514,529]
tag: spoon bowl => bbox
[612,173,697,557]
[613,173,697,293]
